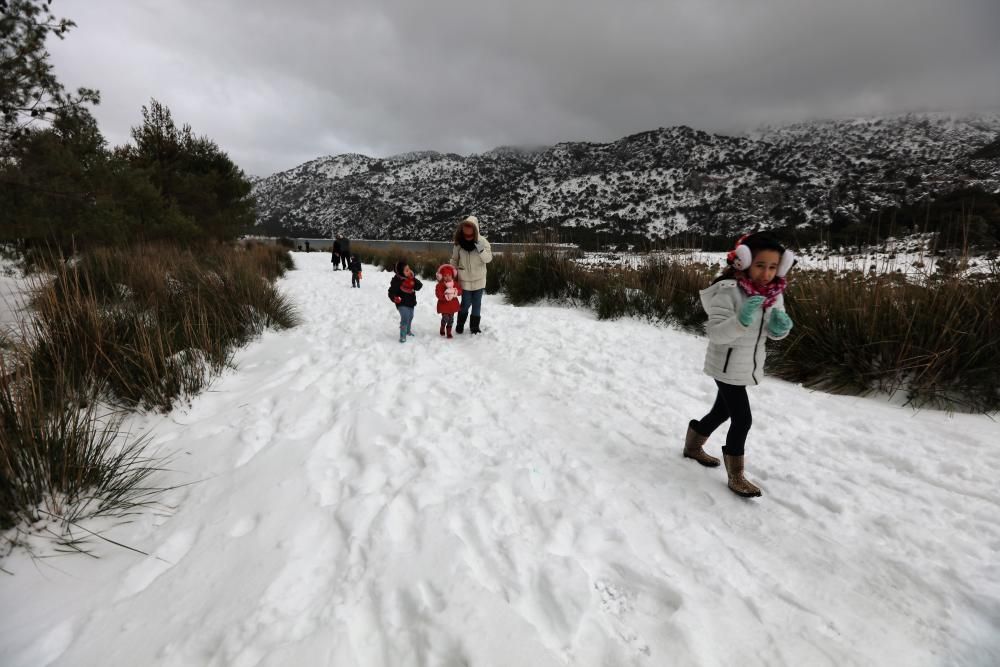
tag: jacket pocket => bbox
[722,347,733,373]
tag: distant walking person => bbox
[338,236,351,269]
[683,232,796,499]
[348,254,362,288]
[387,260,423,343]
[451,215,493,334]
[331,239,342,270]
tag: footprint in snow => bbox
[115,529,197,601]
[228,515,258,538]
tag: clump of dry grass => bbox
[1,241,298,535]
[26,243,298,411]
[0,355,162,532]
[768,263,1000,411]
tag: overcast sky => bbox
[47,0,1000,177]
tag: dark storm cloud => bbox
[48,0,1000,176]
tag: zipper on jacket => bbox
[723,347,733,373]
[752,314,765,384]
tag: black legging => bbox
[692,380,752,456]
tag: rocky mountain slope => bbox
[251,113,1000,243]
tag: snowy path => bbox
[2,252,999,666]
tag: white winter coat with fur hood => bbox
[700,279,790,386]
[451,219,494,291]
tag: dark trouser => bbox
[459,288,484,317]
[692,380,752,456]
[341,254,349,269]
[440,313,454,326]
[351,271,360,287]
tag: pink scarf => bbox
[738,276,787,309]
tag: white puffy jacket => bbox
[700,279,790,386]
[451,218,493,291]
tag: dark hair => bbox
[394,259,408,275]
[741,232,785,256]
[453,220,479,245]
[713,232,787,283]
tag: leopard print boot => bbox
[684,421,720,467]
[723,454,762,498]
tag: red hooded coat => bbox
[435,264,463,314]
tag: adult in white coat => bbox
[450,215,493,334]
[683,232,796,498]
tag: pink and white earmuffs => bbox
[726,234,795,277]
[436,263,457,281]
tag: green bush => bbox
[503,248,577,305]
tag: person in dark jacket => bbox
[347,254,362,288]
[331,239,342,270]
[387,260,423,343]
[339,237,351,269]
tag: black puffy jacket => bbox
[387,273,422,307]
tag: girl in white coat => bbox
[683,233,795,498]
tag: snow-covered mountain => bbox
[251,113,1000,241]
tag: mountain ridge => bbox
[251,112,1000,245]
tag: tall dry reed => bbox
[1,242,298,534]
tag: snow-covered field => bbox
[2,252,998,666]
[577,245,996,281]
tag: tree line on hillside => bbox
[1,1,254,252]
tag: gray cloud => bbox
[48,0,1000,176]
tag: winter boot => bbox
[399,325,407,343]
[440,322,447,337]
[683,420,720,467]
[446,325,453,339]
[723,454,762,498]
[470,315,482,335]
[456,312,468,334]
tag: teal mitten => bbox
[738,296,766,326]
[768,310,793,336]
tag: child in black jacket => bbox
[387,261,423,343]
[348,255,362,288]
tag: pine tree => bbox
[121,99,256,241]
[0,0,99,156]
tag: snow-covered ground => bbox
[0,259,32,337]
[2,252,998,666]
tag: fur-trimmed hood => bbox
[453,216,481,245]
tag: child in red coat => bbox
[435,264,463,338]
